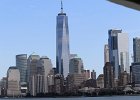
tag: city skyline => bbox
[0,0,140,79]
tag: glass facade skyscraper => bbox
[16,54,27,83]
[56,2,70,78]
[108,29,129,81]
[133,37,140,63]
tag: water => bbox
[0,96,140,100]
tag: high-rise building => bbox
[104,62,114,88]
[130,62,140,86]
[108,29,129,80]
[27,55,40,96]
[133,37,140,63]
[56,1,70,78]
[38,56,53,93]
[69,57,84,74]
[16,54,27,83]
[104,44,109,64]
[7,67,21,96]
[91,70,96,80]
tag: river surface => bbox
[0,96,140,100]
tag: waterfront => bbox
[0,96,140,100]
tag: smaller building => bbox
[0,77,7,96]
[91,70,96,80]
[67,73,85,93]
[54,74,64,94]
[104,62,114,88]
[69,57,84,74]
[83,70,90,80]
[119,71,130,87]
[130,62,140,86]
[96,74,104,88]
[7,67,21,97]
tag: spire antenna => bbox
[61,0,63,13]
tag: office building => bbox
[38,56,53,93]
[16,54,27,83]
[27,55,40,96]
[69,57,84,74]
[56,1,70,78]
[7,67,21,97]
[133,37,140,63]
[67,73,85,93]
[104,44,109,64]
[108,29,129,81]
[104,62,114,88]
[130,62,140,86]
[91,70,96,80]
[83,70,90,80]
[16,54,28,95]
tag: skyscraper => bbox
[133,37,140,63]
[108,29,129,81]
[104,44,109,64]
[16,54,27,83]
[69,57,84,74]
[56,1,70,78]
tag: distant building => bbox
[83,70,90,80]
[119,71,130,87]
[0,77,7,96]
[108,29,129,81]
[7,67,21,97]
[104,62,114,88]
[16,54,28,95]
[91,70,96,80]
[38,56,53,93]
[54,74,64,94]
[16,54,27,83]
[130,62,140,86]
[69,57,84,74]
[67,73,85,93]
[81,79,97,88]
[133,37,140,63]
[96,74,104,88]
[104,44,109,64]
[27,55,40,96]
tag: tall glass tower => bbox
[56,1,70,78]
[108,29,129,81]
[16,54,27,83]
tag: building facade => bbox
[130,62,140,86]
[16,54,27,83]
[133,37,140,63]
[108,29,129,81]
[56,2,70,78]
[104,44,110,64]
[38,57,53,93]
[104,62,114,88]
[69,57,84,74]
[7,67,21,97]
[91,70,96,80]
[96,74,104,88]
[27,55,40,96]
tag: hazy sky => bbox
[0,0,140,79]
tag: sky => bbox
[0,0,140,79]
